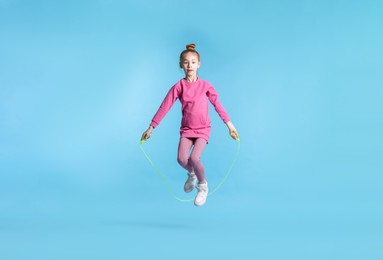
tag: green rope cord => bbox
[139,138,240,202]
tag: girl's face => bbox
[180,52,200,77]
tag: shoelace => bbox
[187,172,197,182]
[197,186,209,196]
[140,138,240,202]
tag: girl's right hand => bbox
[141,126,154,142]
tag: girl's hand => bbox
[141,126,154,142]
[226,121,239,140]
[230,129,239,141]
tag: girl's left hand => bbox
[230,129,239,140]
[226,121,239,140]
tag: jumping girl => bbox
[141,43,239,206]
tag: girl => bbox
[141,43,238,206]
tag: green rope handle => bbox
[139,137,240,202]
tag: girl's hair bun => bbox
[186,43,196,51]
[179,43,200,63]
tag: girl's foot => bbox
[194,182,208,206]
[184,172,197,193]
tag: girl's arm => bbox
[141,83,181,142]
[207,85,239,140]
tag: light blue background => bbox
[1,0,382,259]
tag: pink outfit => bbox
[151,78,230,141]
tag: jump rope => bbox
[140,132,240,202]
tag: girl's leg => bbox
[177,137,194,173]
[189,138,207,183]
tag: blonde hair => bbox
[179,43,200,64]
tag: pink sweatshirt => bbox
[151,78,230,141]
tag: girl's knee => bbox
[189,155,200,166]
[177,156,188,167]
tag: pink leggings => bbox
[177,137,207,183]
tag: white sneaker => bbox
[184,172,197,193]
[194,182,208,207]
